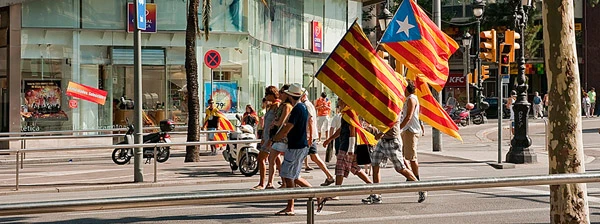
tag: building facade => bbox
[0,0,363,136]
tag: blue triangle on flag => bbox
[380,0,422,43]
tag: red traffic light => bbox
[501,55,510,64]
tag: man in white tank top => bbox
[399,81,426,203]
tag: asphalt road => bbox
[2,153,600,223]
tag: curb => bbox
[0,175,314,196]
[0,152,211,166]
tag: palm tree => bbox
[184,0,201,162]
[543,0,589,222]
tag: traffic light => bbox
[468,72,477,84]
[479,29,497,62]
[504,30,521,63]
[480,65,490,81]
[499,43,512,75]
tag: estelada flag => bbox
[341,106,377,146]
[414,74,462,141]
[380,0,459,91]
[315,21,406,133]
[203,108,235,147]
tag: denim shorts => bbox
[207,128,217,140]
[280,147,309,180]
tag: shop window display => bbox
[21,59,72,132]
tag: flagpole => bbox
[432,0,443,152]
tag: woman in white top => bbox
[507,90,517,134]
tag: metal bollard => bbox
[542,118,548,151]
[153,145,157,183]
[307,197,314,224]
[15,152,19,191]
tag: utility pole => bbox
[133,0,146,182]
[432,0,442,152]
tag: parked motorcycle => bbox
[111,119,174,165]
[445,103,474,127]
[470,102,489,125]
[222,115,259,177]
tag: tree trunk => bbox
[543,0,589,222]
[184,0,201,162]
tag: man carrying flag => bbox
[203,99,234,156]
[323,99,373,195]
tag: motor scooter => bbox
[222,115,259,177]
[470,102,489,125]
[445,103,473,127]
[111,119,174,165]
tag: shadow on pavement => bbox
[0,214,273,224]
[420,160,493,165]
[455,189,549,205]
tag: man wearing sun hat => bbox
[273,83,323,215]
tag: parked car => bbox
[483,97,510,119]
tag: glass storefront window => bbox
[22,0,79,28]
[199,0,245,33]
[21,58,73,132]
[155,0,187,31]
[81,0,126,30]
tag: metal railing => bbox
[0,126,190,137]
[0,172,598,223]
[0,129,231,171]
[6,139,260,190]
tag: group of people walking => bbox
[242,81,426,215]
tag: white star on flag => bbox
[396,16,415,36]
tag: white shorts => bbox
[317,116,330,133]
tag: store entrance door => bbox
[111,65,167,127]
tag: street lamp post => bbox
[506,0,536,164]
[472,0,485,109]
[462,32,472,123]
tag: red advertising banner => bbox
[66,81,108,105]
[127,3,157,33]
[311,21,323,53]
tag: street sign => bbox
[502,75,510,84]
[204,50,221,69]
[137,0,146,30]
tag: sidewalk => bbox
[0,117,596,195]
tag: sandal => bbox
[275,209,295,216]
[265,185,275,189]
[316,197,331,213]
[305,166,314,171]
[250,185,264,190]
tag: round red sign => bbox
[204,50,221,69]
[68,99,78,109]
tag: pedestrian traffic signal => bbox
[479,29,497,62]
[504,30,520,63]
[480,65,490,81]
[499,44,512,75]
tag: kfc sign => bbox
[445,73,467,87]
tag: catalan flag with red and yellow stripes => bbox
[341,106,377,146]
[204,108,235,147]
[414,74,462,141]
[380,0,459,91]
[315,21,406,133]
